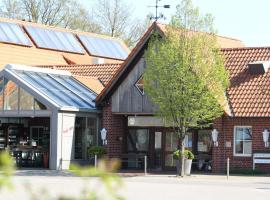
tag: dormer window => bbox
[135,76,144,95]
[248,61,270,74]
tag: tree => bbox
[93,0,150,47]
[144,0,229,177]
[0,0,101,33]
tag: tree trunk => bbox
[180,139,185,177]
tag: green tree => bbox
[144,0,229,177]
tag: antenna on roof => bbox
[148,0,170,21]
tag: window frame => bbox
[233,126,252,157]
[134,75,144,95]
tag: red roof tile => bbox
[38,63,122,86]
[222,47,270,117]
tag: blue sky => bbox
[81,0,270,47]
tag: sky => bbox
[81,0,270,47]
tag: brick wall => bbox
[101,101,126,158]
[213,116,270,173]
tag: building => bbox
[0,18,128,169]
[2,17,269,173]
[96,23,270,173]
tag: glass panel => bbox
[78,35,128,59]
[165,132,178,151]
[19,88,34,110]
[155,132,162,150]
[135,76,144,95]
[235,141,243,154]
[25,25,84,53]
[243,141,252,154]
[235,128,243,140]
[127,129,149,151]
[4,79,18,110]
[34,99,47,110]
[197,130,212,152]
[0,22,32,46]
[165,153,176,167]
[0,78,4,110]
[74,117,85,159]
[243,128,252,140]
[185,132,193,148]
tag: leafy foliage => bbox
[0,151,15,190]
[144,0,229,176]
[173,150,194,160]
[88,146,107,157]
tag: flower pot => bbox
[184,159,192,176]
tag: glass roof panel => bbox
[25,25,84,54]
[78,34,128,60]
[0,22,32,46]
[14,70,96,110]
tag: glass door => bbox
[153,131,162,170]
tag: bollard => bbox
[94,154,97,169]
[227,157,230,180]
[144,155,147,176]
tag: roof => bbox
[157,23,245,48]
[222,47,270,117]
[96,22,245,104]
[1,64,97,112]
[0,17,129,68]
[38,63,122,86]
[74,75,104,94]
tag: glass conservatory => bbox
[0,64,100,169]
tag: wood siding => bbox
[111,58,155,113]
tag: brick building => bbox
[95,23,270,173]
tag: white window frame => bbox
[233,126,252,157]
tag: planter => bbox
[184,159,192,176]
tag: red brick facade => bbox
[213,116,270,173]
[101,102,126,158]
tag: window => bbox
[234,126,252,156]
[197,130,212,153]
[4,79,18,110]
[135,76,144,95]
[20,88,34,110]
[127,129,149,152]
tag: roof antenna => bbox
[148,0,170,21]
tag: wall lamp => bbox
[262,128,269,147]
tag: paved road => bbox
[0,170,270,200]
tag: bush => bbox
[173,149,194,160]
[88,146,107,157]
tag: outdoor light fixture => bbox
[211,129,219,147]
[100,128,107,145]
[262,128,269,147]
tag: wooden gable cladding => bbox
[111,58,154,113]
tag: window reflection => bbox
[20,88,34,110]
[0,78,3,110]
[127,129,149,152]
[4,79,18,110]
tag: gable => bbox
[111,57,154,113]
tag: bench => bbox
[253,153,270,170]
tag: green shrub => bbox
[88,146,107,157]
[230,168,268,175]
[173,149,194,160]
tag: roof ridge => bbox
[35,63,122,68]
[221,46,270,51]
[155,22,243,42]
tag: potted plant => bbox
[88,146,107,158]
[173,149,194,175]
